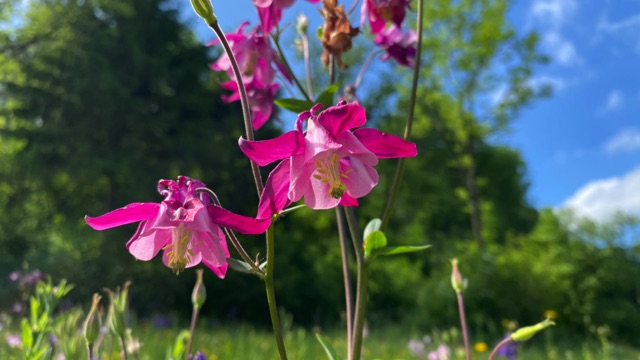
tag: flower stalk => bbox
[264,221,288,360]
[380,0,424,231]
[335,207,354,358]
[185,269,206,359]
[344,207,366,360]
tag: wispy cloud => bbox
[562,166,640,220]
[604,128,640,154]
[598,90,624,114]
[594,12,640,54]
[529,0,580,67]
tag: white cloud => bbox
[530,0,578,28]
[598,90,624,114]
[563,166,640,220]
[594,13,640,55]
[604,128,640,154]
[529,1,580,67]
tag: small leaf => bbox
[363,218,382,240]
[315,85,338,108]
[227,258,255,273]
[315,333,341,360]
[274,98,313,113]
[376,245,431,256]
[364,230,387,257]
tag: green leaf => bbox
[315,333,341,360]
[227,258,264,278]
[364,230,387,257]
[315,85,338,108]
[363,218,382,240]
[21,318,33,352]
[375,245,431,256]
[274,98,313,113]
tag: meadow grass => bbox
[3,321,640,359]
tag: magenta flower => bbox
[209,22,289,129]
[361,0,411,35]
[85,176,269,277]
[375,25,417,67]
[253,0,321,33]
[239,102,417,218]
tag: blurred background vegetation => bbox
[0,0,638,350]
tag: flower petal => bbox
[85,202,160,230]
[208,205,270,234]
[316,101,367,137]
[341,156,379,198]
[239,130,305,166]
[353,128,418,158]
[191,229,227,270]
[257,160,292,219]
[127,226,170,261]
[197,228,230,278]
[303,175,341,209]
[339,193,359,207]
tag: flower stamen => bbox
[165,224,194,274]
[314,154,348,199]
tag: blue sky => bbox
[181,0,640,222]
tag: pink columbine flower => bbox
[239,102,417,218]
[374,25,417,67]
[85,176,269,277]
[209,22,290,129]
[361,0,411,35]
[253,0,321,33]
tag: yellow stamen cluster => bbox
[164,224,194,274]
[313,154,351,199]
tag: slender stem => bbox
[196,187,263,274]
[354,49,384,89]
[276,204,307,219]
[209,21,264,197]
[488,337,513,360]
[329,55,336,86]
[120,335,129,360]
[380,0,424,231]
[86,345,93,360]
[271,34,313,102]
[185,306,200,360]
[264,223,288,360]
[344,207,366,360]
[335,207,354,359]
[456,292,472,360]
[301,34,315,99]
[346,0,362,16]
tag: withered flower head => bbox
[320,0,359,70]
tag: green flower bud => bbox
[104,281,131,338]
[84,293,103,346]
[190,0,217,26]
[450,258,466,293]
[510,318,555,342]
[191,269,206,310]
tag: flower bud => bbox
[190,0,217,26]
[83,293,102,346]
[510,318,555,342]
[105,281,131,338]
[296,13,309,35]
[191,269,206,310]
[450,258,466,293]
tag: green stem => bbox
[301,33,315,99]
[120,335,129,360]
[335,207,354,359]
[488,337,512,360]
[380,0,424,231]
[87,345,93,360]
[209,21,264,197]
[456,292,471,360]
[345,207,366,360]
[265,223,288,360]
[271,34,313,103]
[185,306,200,360]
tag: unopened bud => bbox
[191,269,206,310]
[511,318,555,342]
[296,13,309,34]
[105,281,131,338]
[450,258,466,293]
[83,293,102,346]
[190,0,217,26]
